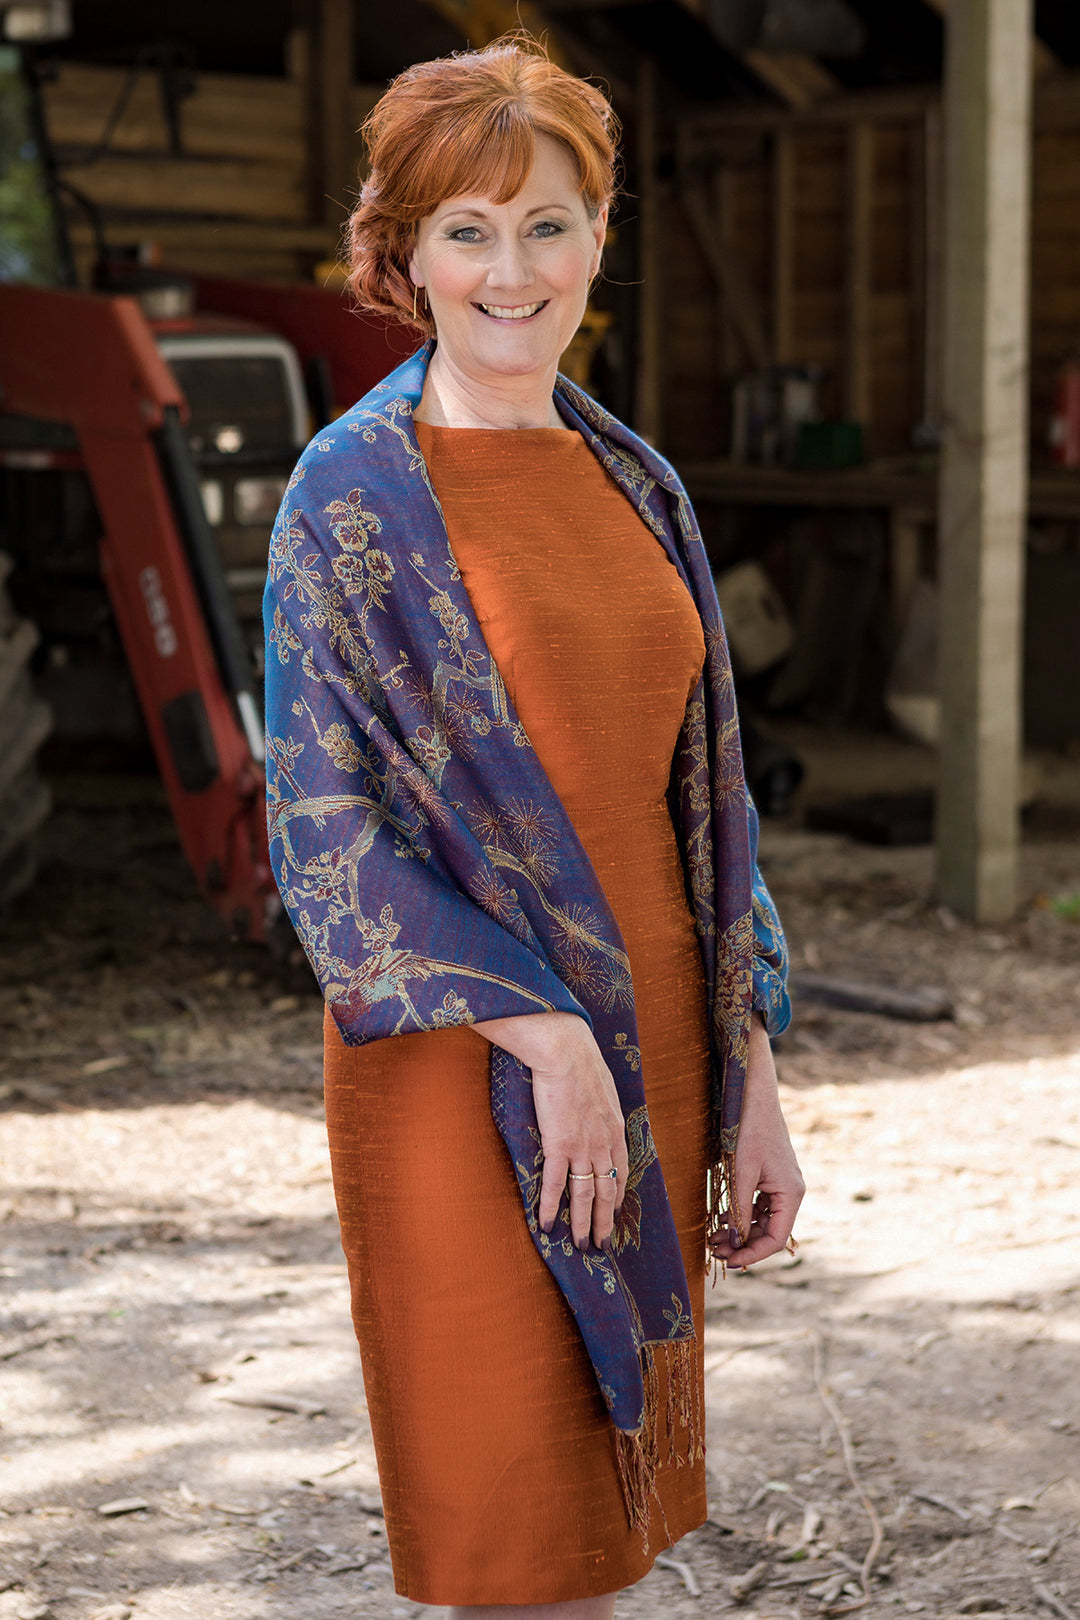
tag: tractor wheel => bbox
[0,551,53,911]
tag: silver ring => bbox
[567,1172,595,1181]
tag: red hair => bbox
[347,36,618,337]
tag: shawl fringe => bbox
[615,1335,705,1546]
[707,1150,743,1285]
[708,1149,743,1244]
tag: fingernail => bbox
[600,1236,612,1253]
[541,1221,553,1234]
[576,1236,588,1251]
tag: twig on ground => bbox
[810,1332,884,1615]
[219,1392,326,1417]
[728,1559,770,1601]
[319,1456,357,1478]
[0,1330,75,1360]
[912,1490,971,1521]
[655,1553,702,1597]
[1033,1581,1079,1620]
[326,1557,371,1576]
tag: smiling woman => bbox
[265,32,798,1620]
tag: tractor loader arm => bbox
[0,282,275,941]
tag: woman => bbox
[264,36,803,1618]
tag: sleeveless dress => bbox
[322,421,713,1605]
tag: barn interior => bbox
[2,0,1078,942]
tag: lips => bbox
[475,300,548,320]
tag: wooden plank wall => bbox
[41,60,380,282]
[671,79,1080,464]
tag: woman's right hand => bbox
[471,1011,629,1250]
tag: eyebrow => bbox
[436,200,574,221]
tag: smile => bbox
[475,301,548,321]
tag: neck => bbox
[414,346,564,429]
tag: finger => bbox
[590,1166,618,1247]
[613,1140,629,1217]
[538,1156,568,1234]
[568,1170,596,1249]
[711,1189,800,1268]
[754,1185,799,1256]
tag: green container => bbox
[795,419,865,469]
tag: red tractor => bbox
[0,20,408,937]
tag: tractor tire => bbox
[0,551,53,911]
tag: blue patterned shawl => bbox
[263,343,789,1500]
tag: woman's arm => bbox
[708,1014,804,1267]
[471,1012,628,1252]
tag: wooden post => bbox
[889,507,924,640]
[936,0,1032,922]
[772,130,796,363]
[308,0,355,228]
[844,121,874,426]
[920,103,945,433]
[714,167,741,378]
[635,57,663,446]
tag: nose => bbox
[485,232,532,294]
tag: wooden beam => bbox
[843,121,874,426]
[922,0,1059,80]
[670,0,837,107]
[418,0,572,68]
[744,49,839,109]
[771,129,796,362]
[634,57,663,446]
[936,0,1033,922]
[679,67,1080,139]
[680,83,938,142]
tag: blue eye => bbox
[449,226,483,243]
[533,220,565,239]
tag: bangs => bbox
[399,103,538,217]
[372,89,608,223]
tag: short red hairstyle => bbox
[347,35,619,337]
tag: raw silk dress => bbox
[265,347,791,1606]
[323,423,713,1603]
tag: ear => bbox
[590,203,609,278]
[407,255,424,290]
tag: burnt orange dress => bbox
[322,421,712,1605]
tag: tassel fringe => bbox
[615,1157,736,1542]
[707,1149,742,1282]
[614,1334,705,1548]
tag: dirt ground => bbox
[1,772,1078,1620]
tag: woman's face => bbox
[408,132,607,390]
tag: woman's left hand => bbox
[709,1014,804,1269]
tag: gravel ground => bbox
[1,774,1078,1620]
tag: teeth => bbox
[478,301,544,320]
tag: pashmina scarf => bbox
[263,343,789,1527]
